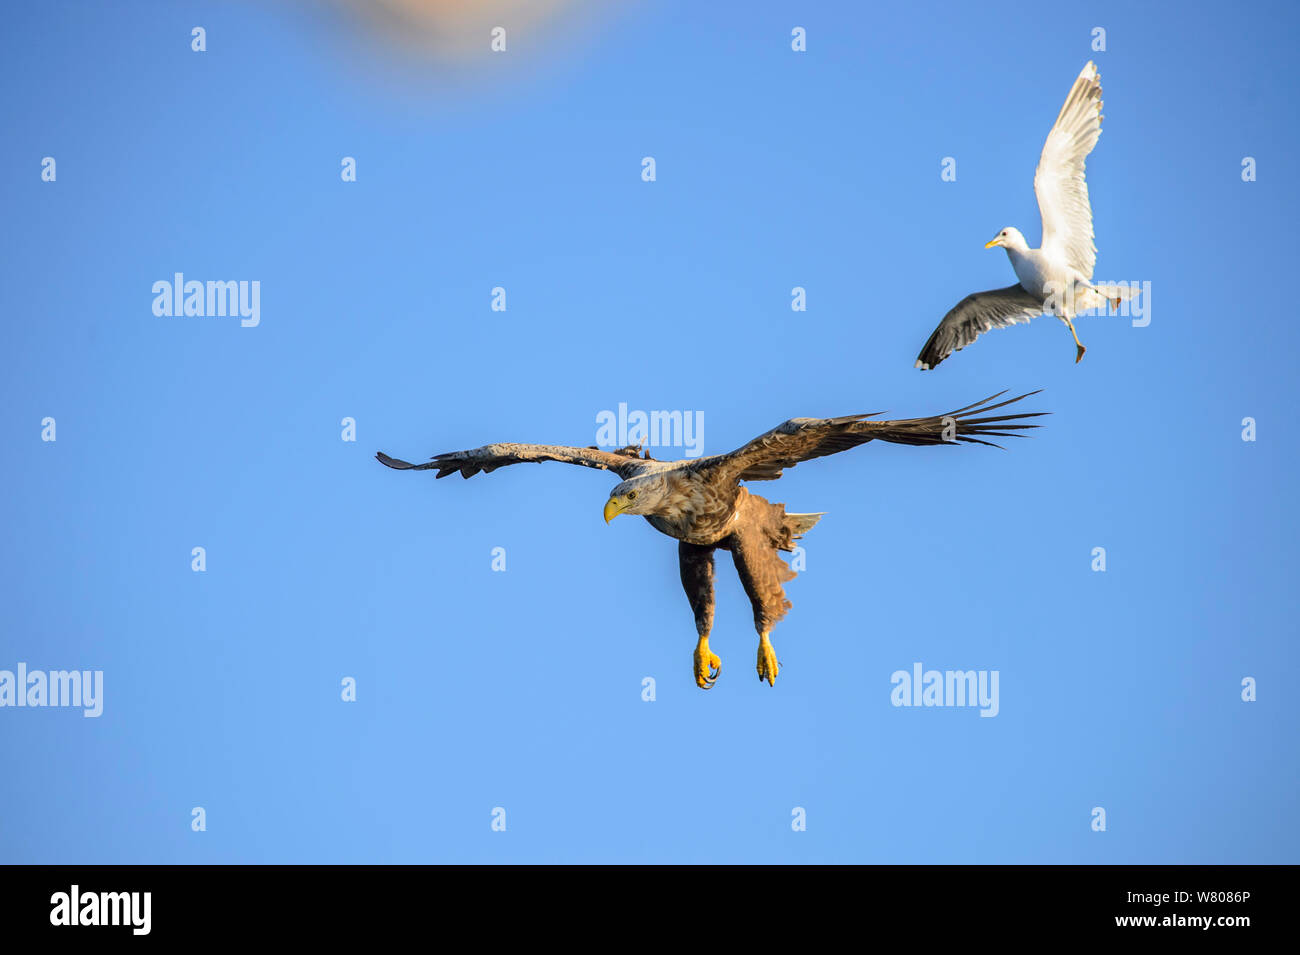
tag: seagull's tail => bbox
[1080,283,1142,312]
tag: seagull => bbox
[915,61,1140,370]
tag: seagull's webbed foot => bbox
[1075,343,1087,363]
[756,633,779,687]
[694,635,721,689]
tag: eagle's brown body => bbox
[644,470,752,545]
[377,391,1045,689]
[675,488,810,641]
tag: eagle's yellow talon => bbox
[756,634,779,687]
[694,637,721,690]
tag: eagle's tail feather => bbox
[785,512,825,538]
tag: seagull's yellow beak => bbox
[984,235,1004,249]
[603,497,625,524]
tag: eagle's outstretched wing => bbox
[690,391,1046,483]
[376,443,656,480]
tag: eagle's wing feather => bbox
[376,443,655,480]
[692,391,1046,483]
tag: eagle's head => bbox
[603,474,672,523]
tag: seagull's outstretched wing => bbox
[376,443,655,480]
[1035,61,1103,279]
[914,284,1046,369]
[688,392,1046,483]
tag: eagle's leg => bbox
[679,542,720,689]
[727,506,797,689]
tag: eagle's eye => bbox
[627,491,637,500]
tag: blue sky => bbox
[0,0,1296,863]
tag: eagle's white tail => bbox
[785,512,825,537]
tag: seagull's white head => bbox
[985,227,1029,252]
[604,474,671,523]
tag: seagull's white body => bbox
[915,61,1140,369]
[998,233,1092,318]
[1003,244,1057,300]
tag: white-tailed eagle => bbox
[378,391,1045,689]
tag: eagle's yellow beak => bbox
[984,235,1004,249]
[603,497,625,524]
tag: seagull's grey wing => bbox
[376,443,655,480]
[914,284,1046,369]
[1035,61,1103,279]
